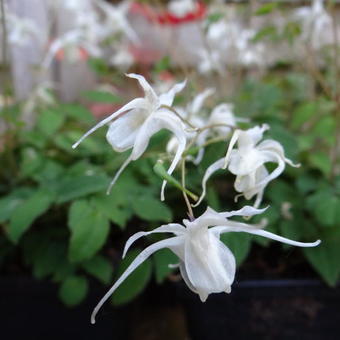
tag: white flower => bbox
[6,13,40,46]
[168,0,196,18]
[90,205,320,324]
[73,73,187,200]
[110,47,134,71]
[294,0,332,48]
[195,125,299,208]
[166,88,214,164]
[42,30,101,68]
[97,0,139,43]
[167,96,243,165]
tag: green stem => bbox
[181,158,194,220]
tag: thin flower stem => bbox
[198,123,236,133]
[181,158,194,220]
[161,104,198,130]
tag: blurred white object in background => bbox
[294,0,332,49]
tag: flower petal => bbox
[184,232,235,302]
[193,158,224,207]
[228,148,265,176]
[91,236,184,324]
[189,88,215,115]
[179,261,198,294]
[159,80,187,107]
[217,225,321,248]
[126,73,158,105]
[223,129,241,169]
[122,224,186,258]
[218,205,268,219]
[257,139,300,167]
[240,124,269,147]
[130,114,164,160]
[156,111,187,200]
[72,97,147,149]
[106,108,149,152]
[252,150,285,190]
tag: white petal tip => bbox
[314,240,321,246]
[90,317,96,325]
[72,143,78,149]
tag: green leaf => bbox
[32,243,68,280]
[206,12,224,24]
[255,3,278,15]
[153,248,178,284]
[82,90,121,103]
[0,188,33,223]
[267,124,299,159]
[56,174,109,203]
[82,255,113,284]
[279,218,303,242]
[308,152,332,176]
[220,233,251,266]
[306,189,340,227]
[8,190,53,243]
[20,147,45,178]
[303,241,340,286]
[68,200,110,262]
[112,249,152,305]
[37,109,65,136]
[252,25,277,42]
[291,102,317,130]
[88,57,110,76]
[59,275,89,306]
[296,174,318,194]
[61,104,95,124]
[92,195,132,229]
[131,195,172,222]
[153,56,171,73]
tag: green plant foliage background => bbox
[1,49,339,307]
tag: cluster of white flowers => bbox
[72,73,321,323]
[3,0,137,70]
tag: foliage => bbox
[0,1,339,308]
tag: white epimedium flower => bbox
[166,88,215,164]
[90,205,320,324]
[72,73,187,200]
[195,125,299,208]
[167,98,242,165]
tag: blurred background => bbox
[0,0,339,339]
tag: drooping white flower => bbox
[294,0,332,48]
[42,30,101,68]
[73,73,187,200]
[195,125,299,208]
[90,205,320,324]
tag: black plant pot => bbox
[2,277,340,340]
[0,277,129,340]
[177,279,340,340]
